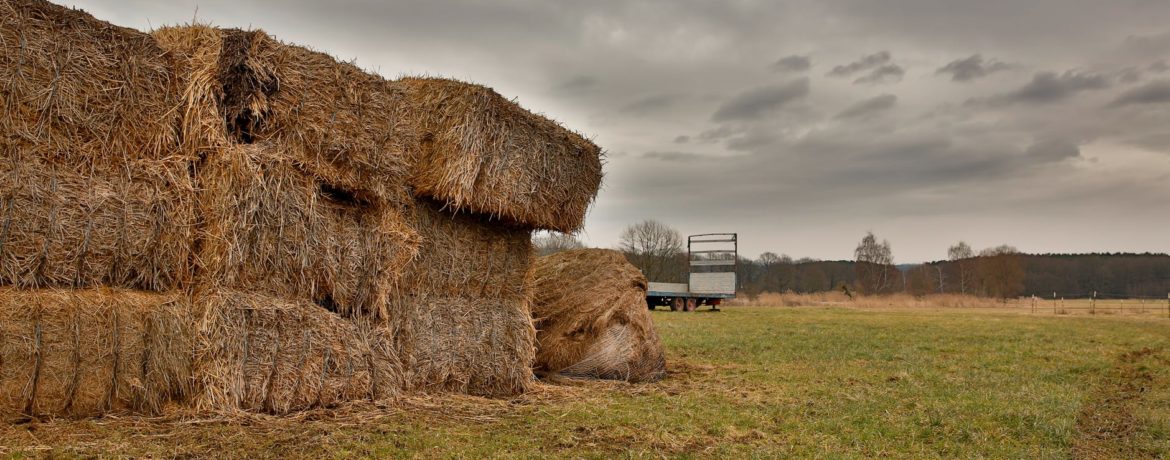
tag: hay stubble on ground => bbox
[3,305,1168,458]
[1072,347,1167,459]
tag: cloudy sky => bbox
[71,0,1170,262]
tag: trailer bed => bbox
[647,282,735,299]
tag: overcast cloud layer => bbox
[69,0,1170,262]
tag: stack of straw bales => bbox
[0,0,196,292]
[531,249,666,383]
[154,25,421,320]
[1,0,605,417]
[0,0,199,417]
[390,200,538,396]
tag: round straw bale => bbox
[531,249,666,383]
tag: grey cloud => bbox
[1150,60,1169,73]
[673,135,691,144]
[711,78,810,121]
[1118,67,1143,84]
[828,51,891,77]
[620,94,678,114]
[557,75,598,92]
[986,71,1110,105]
[698,125,741,142]
[726,130,782,151]
[1108,79,1170,107]
[854,64,905,85]
[1026,139,1081,162]
[771,55,811,73]
[643,151,707,162]
[1121,32,1170,59]
[936,54,1011,81]
[835,94,898,119]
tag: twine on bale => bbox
[191,289,404,415]
[1,0,198,292]
[0,288,194,418]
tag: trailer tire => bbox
[670,298,684,312]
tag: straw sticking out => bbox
[399,78,603,233]
[531,249,666,383]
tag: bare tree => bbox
[947,241,976,294]
[905,264,935,298]
[854,232,894,294]
[757,252,794,293]
[618,220,684,282]
[977,245,1024,301]
[533,232,585,256]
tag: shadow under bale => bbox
[531,249,666,383]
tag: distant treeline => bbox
[737,253,1170,299]
[536,221,1170,300]
[1015,253,1170,298]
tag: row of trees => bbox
[535,222,1170,299]
[534,219,689,282]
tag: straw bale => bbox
[391,295,535,397]
[398,199,533,300]
[399,77,603,233]
[192,289,401,414]
[153,25,422,319]
[0,0,197,291]
[0,158,195,291]
[1,0,189,168]
[0,288,193,418]
[195,145,418,320]
[153,26,416,204]
[531,249,666,383]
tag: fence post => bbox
[1091,291,1096,315]
[1031,295,1036,314]
[1166,293,1169,319]
[1053,292,1057,314]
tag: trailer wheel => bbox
[670,298,684,312]
[685,298,698,312]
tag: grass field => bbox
[3,306,1168,458]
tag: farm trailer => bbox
[647,233,737,311]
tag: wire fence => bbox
[1024,292,1170,318]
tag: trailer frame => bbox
[647,233,737,312]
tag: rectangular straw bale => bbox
[196,145,418,319]
[391,295,535,397]
[192,289,401,414]
[152,26,417,204]
[0,158,195,291]
[398,199,534,300]
[0,288,192,418]
[398,77,603,233]
[1,0,189,169]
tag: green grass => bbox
[4,307,1169,459]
